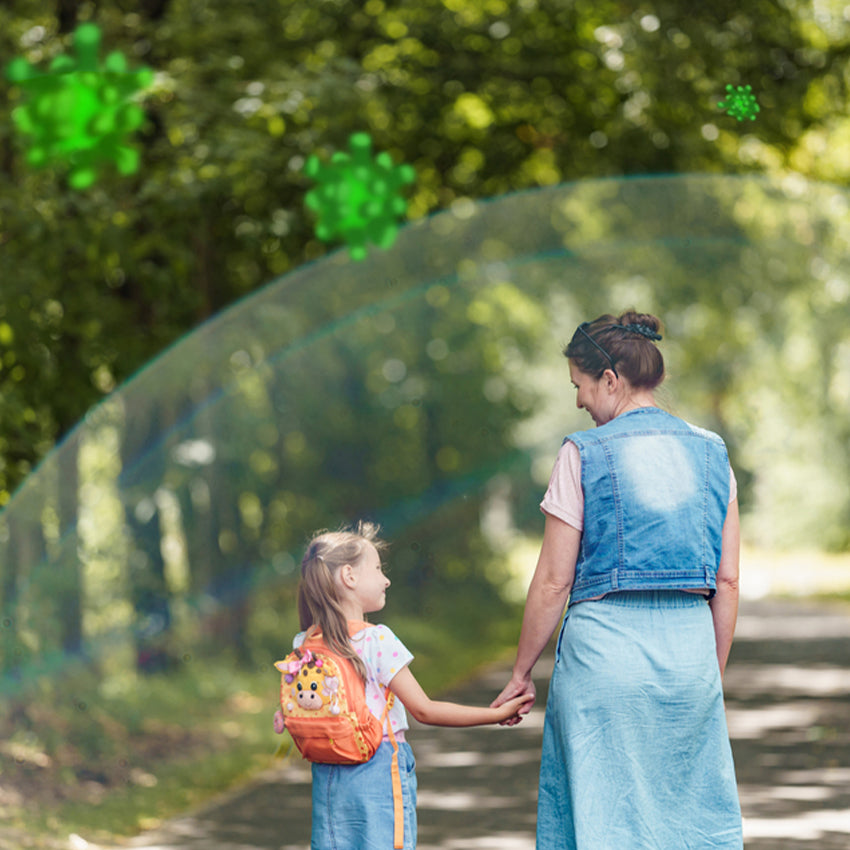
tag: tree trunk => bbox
[56,438,82,657]
[123,400,173,673]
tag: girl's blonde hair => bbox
[297,520,387,680]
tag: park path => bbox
[115,598,850,850]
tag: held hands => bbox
[492,691,535,724]
[491,675,536,727]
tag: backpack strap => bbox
[379,686,404,850]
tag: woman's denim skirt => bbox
[311,741,417,850]
[537,591,743,850]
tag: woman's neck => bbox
[614,392,657,419]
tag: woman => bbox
[493,311,743,849]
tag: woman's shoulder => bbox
[680,418,727,447]
[563,427,594,447]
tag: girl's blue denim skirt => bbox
[311,741,417,850]
[537,591,743,850]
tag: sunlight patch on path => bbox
[743,808,850,842]
[415,748,540,771]
[724,663,850,696]
[417,791,518,811]
[727,701,823,739]
[419,835,534,850]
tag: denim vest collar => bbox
[566,407,730,605]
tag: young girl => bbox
[279,521,531,850]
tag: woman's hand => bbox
[492,691,535,724]
[491,674,536,726]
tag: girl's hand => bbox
[491,675,536,726]
[493,692,535,724]
[273,709,285,734]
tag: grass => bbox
[0,661,281,847]
[46,723,271,840]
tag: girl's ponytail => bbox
[297,543,347,632]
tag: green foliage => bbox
[1,0,848,504]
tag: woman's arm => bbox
[709,498,740,676]
[490,514,580,721]
[389,666,533,727]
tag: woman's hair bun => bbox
[617,311,662,336]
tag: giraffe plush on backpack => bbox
[284,647,341,713]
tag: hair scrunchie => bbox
[618,323,662,341]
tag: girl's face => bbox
[569,361,617,426]
[351,542,391,614]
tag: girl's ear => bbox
[339,563,357,589]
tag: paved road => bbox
[114,598,850,850]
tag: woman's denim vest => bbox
[567,407,731,605]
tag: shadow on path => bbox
[725,599,850,849]
[115,599,850,850]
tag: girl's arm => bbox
[709,498,740,676]
[491,514,580,722]
[389,666,533,727]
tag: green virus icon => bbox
[717,84,760,122]
[5,23,154,189]
[304,133,416,261]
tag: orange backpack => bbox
[274,620,404,848]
